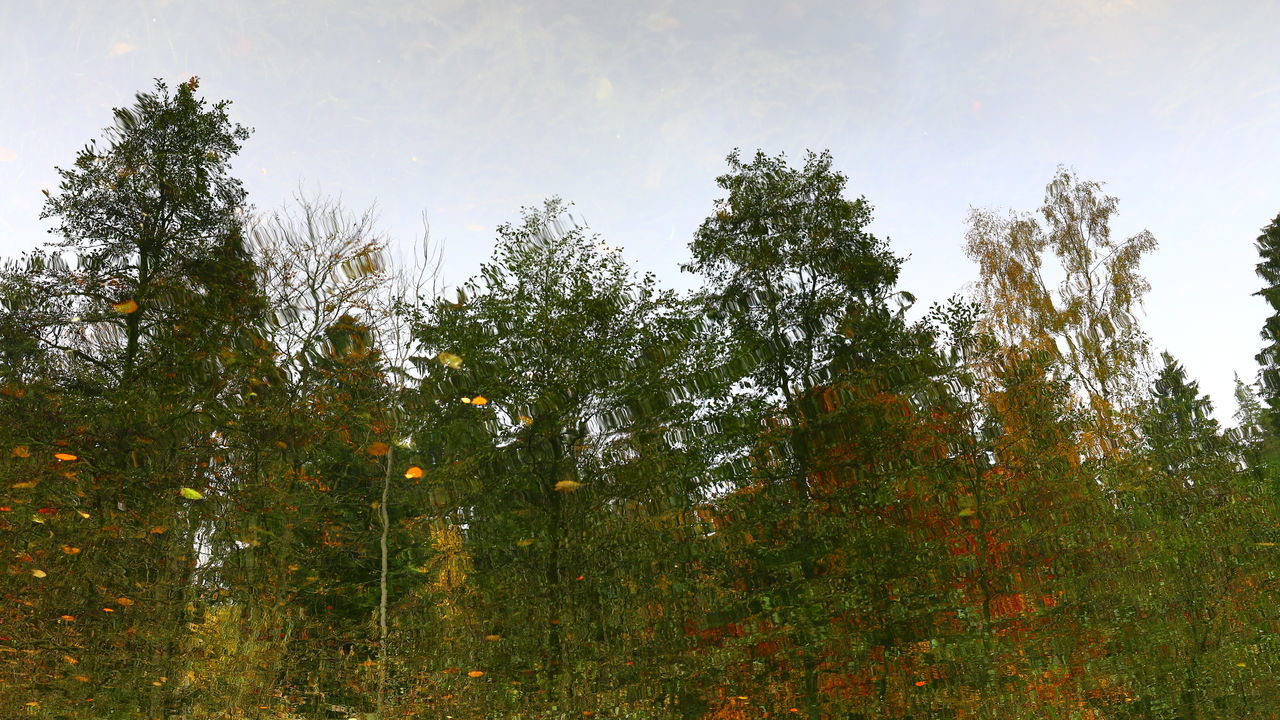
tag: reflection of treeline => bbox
[2,77,1279,720]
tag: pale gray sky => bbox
[3,1,1278,423]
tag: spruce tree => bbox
[1253,213,1280,435]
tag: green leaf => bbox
[180,487,204,500]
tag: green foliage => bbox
[5,81,1280,720]
[1254,213,1280,435]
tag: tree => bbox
[405,199,708,718]
[1105,353,1280,719]
[1253,213,1280,438]
[964,166,1158,457]
[681,149,938,719]
[0,76,269,718]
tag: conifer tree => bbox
[1253,213,1280,436]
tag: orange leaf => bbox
[116,597,134,606]
[367,442,390,457]
[10,445,30,458]
[60,615,75,622]
[61,545,80,555]
[468,670,485,678]
[404,465,424,479]
[112,299,139,314]
[53,452,78,462]
[471,395,489,406]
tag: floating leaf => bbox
[404,465,424,479]
[30,569,47,578]
[111,299,139,314]
[554,480,583,493]
[179,487,204,500]
[437,351,463,369]
[10,445,30,458]
[53,452,78,461]
[367,442,390,457]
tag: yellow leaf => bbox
[76,510,90,519]
[53,452,78,461]
[112,299,139,314]
[958,508,976,517]
[404,465,424,479]
[516,538,535,547]
[73,675,90,682]
[179,487,204,500]
[468,670,485,678]
[63,655,78,664]
[518,415,533,425]
[11,481,37,490]
[31,569,47,578]
[484,634,501,642]
[61,545,80,555]
[367,442,390,457]
[116,597,134,606]
[437,352,463,369]
[10,445,30,458]
[554,480,583,493]
[1257,542,1275,547]
[461,397,473,404]
[149,526,168,534]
